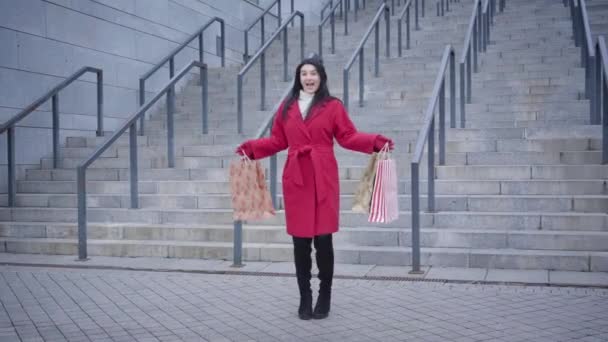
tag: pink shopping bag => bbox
[368,145,399,223]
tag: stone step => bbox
[1,237,606,271]
[0,208,605,232]
[13,177,608,195]
[7,192,607,213]
[2,222,607,252]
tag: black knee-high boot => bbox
[313,234,334,319]
[293,237,313,320]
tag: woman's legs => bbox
[292,236,313,320]
[313,234,334,319]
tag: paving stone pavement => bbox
[1,266,607,342]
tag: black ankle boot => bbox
[313,289,330,319]
[293,237,313,320]
[313,234,334,320]
[298,292,313,320]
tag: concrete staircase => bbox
[1,0,607,272]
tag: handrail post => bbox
[301,15,305,62]
[427,119,435,212]
[410,162,421,273]
[129,123,139,209]
[344,0,349,35]
[595,43,602,126]
[52,94,60,169]
[261,52,266,110]
[407,6,411,49]
[331,9,336,54]
[7,127,15,207]
[261,16,266,49]
[467,50,472,103]
[77,166,88,260]
[270,153,278,207]
[385,7,391,58]
[460,61,466,127]
[590,54,597,124]
[570,0,579,47]
[450,52,456,128]
[220,21,226,67]
[167,58,175,168]
[319,24,324,58]
[439,81,446,166]
[202,65,209,134]
[343,69,350,110]
[375,21,380,77]
[199,32,204,64]
[415,0,420,30]
[233,220,244,267]
[283,26,289,82]
[603,64,608,164]
[96,70,104,136]
[238,76,244,134]
[473,20,478,73]
[422,0,425,17]
[359,50,365,107]
[244,31,249,62]
[138,79,145,136]
[398,15,403,57]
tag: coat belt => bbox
[287,144,333,203]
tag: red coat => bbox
[247,97,378,238]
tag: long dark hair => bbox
[281,55,332,119]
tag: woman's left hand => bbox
[374,135,394,152]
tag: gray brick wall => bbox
[0,0,324,192]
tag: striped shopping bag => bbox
[368,145,399,223]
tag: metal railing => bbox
[0,66,103,207]
[322,0,367,22]
[319,0,349,57]
[410,45,456,273]
[343,3,390,110]
[459,0,503,128]
[244,0,295,62]
[138,17,224,136]
[76,61,208,260]
[396,0,416,56]
[595,36,608,164]
[568,0,599,124]
[237,11,305,134]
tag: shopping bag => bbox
[368,144,399,223]
[352,152,379,213]
[229,154,275,221]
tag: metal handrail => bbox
[138,17,224,135]
[319,0,348,57]
[396,0,415,57]
[243,0,295,62]
[76,61,208,260]
[410,45,456,274]
[595,36,608,164]
[237,11,305,134]
[568,0,598,124]
[343,3,391,110]
[232,52,317,266]
[459,0,503,128]
[321,0,343,21]
[0,66,103,207]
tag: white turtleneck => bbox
[298,90,314,118]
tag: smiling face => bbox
[299,64,321,95]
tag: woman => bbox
[236,56,393,320]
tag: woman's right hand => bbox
[235,141,255,159]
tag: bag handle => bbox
[378,142,391,159]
